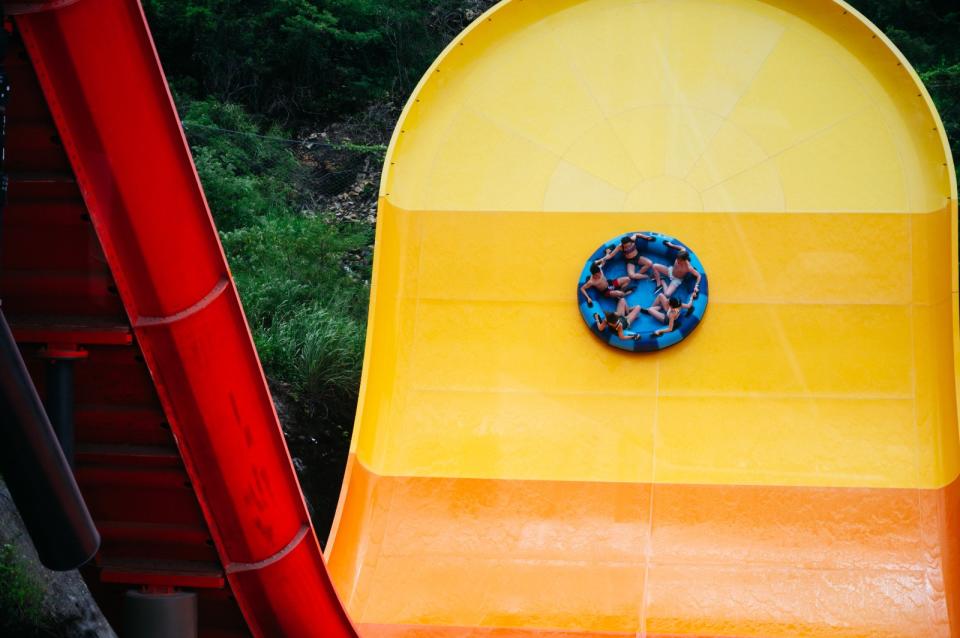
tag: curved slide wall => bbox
[326,1,960,636]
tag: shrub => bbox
[180,97,305,231]
[220,214,371,412]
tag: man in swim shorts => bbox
[593,298,643,340]
[581,263,632,307]
[597,233,655,280]
[652,250,701,297]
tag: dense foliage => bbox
[857,0,960,177]
[145,0,489,123]
[142,0,960,534]
[221,215,369,411]
[180,97,306,230]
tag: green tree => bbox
[853,0,960,173]
[145,0,474,123]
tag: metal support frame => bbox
[123,588,197,638]
[0,4,97,572]
[40,344,86,467]
[0,308,98,570]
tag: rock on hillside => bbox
[0,482,116,638]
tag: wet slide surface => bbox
[326,0,960,636]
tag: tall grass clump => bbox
[220,215,371,421]
[0,543,50,636]
[258,301,365,420]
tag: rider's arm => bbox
[581,281,595,304]
[655,314,677,336]
[597,245,620,264]
[616,322,628,340]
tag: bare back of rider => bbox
[581,263,633,306]
[597,273,632,297]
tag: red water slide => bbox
[5,0,355,635]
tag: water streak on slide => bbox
[326,1,960,636]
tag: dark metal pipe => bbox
[0,308,99,570]
[45,358,75,467]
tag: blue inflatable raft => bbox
[577,232,709,352]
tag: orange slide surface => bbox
[324,1,960,636]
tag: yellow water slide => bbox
[325,0,960,635]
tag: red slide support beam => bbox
[14,1,357,635]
